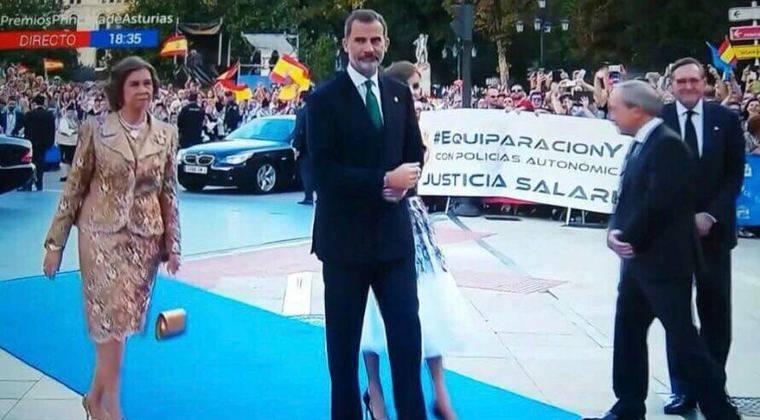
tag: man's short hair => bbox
[188,92,198,102]
[671,57,705,77]
[32,94,46,106]
[344,9,388,39]
[615,80,663,116]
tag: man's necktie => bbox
[364,80,383,130]
[684,110,699,158]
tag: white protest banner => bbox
[417,109,633,214]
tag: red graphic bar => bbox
[0,30,91,50]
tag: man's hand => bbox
[385,162,421,190]
[607,229,635,259]
[383,188,408,203]
[695,213,716,237]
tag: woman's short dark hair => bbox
[104,56,160,111]
[748,114,760,137]
[384,61,420,84]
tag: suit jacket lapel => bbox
[702,103,715,160]
[378,77,395,145]
[339,72,380,137]
[99,113,135,163]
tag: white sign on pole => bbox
[729,7,760,22]
[417,109,632,214]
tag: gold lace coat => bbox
[44,112,181,259]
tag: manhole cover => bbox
[732,397,760,417]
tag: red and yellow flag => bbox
[43,58,63,72]
[718,37,738,66]
[270,55,311,90]
[159,35,188,58]
[217,61,239,81]
[216,79,252,102]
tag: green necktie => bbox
[364,80,383,130]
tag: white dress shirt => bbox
[676,99,704,158]
[347,64,384,122]
[4,111,16,136]
[633,117,663,146]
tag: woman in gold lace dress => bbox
[42,56,181,420]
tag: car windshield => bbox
[226,119,293,143]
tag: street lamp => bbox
[516,0,569,66]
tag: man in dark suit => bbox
[22,95,55,192]
[292,91,314,205]
[583,81,739,420]
[0,96,24,137]
[223,91,242,135]
[659,57,745,415]
[177,92,204,149]
[307,9,426,420]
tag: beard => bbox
[352,54,383,77]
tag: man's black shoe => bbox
[663,394,696,415]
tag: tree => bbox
[0,0,78,75]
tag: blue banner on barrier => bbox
[737,155,760,227]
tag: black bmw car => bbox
[177,115,299,194]
[0,135,34,194]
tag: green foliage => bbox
[0,0,78,74]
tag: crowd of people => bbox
[4,5,752,419]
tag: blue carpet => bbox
[0,273,578,419]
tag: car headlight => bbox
[177,149,187,161]
[224,152,254,165]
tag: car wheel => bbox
[180,180,206,192]
[249,161,278,194]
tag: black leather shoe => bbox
[582,412,644,420]
[663,394,696,415]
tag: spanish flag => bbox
[270,55,311,90]
[43,58,63,72]
[277,84,301,101]
[216,79,252,103]
[217,61,239,81]
[159,35,188,58]
[718,37,738,66]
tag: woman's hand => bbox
[165,254,181,276]
[43,250,63,279]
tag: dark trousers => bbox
[59,144,76,165]
[612,272,732,419]
[23,150,46,191]
[322,257,425,420]
[667,248,732,396]
[298,156,314,202]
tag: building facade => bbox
[63,0,130,67]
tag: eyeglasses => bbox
[511,88,524,93]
